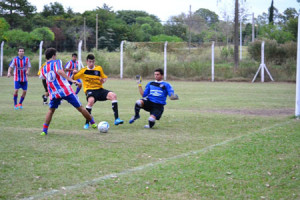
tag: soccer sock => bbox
[134,103,141,117]
[112,100,119,119]
[89,117,95,125]
[148,116,156,128]
[13,95,18,106]
[43,123,49,134]
[75,86,81,95]
[85,106,92,124]
[19,96,25,104]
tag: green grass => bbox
[0,77,299,199]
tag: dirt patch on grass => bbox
[203,108,294,116]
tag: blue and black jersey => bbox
[143,81,175,105]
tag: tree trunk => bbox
[234,0,239,71]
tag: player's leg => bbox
[17,82,28,109]
[42,79,48,104]
[13,81,20,109]
[75,79,82,95]
[106,91,124,125]
[144,104,164,129]
[129,99,144,124]
[76,106,97,129]
[65,93,97,129]
[84,95,95,129]
[41,108,56,135]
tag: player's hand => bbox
[7,73,11,78]
[100,78,107,84]
[136,75,142,84]
[170,94,179,100]
[73,69,78,74]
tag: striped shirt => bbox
[41,60,74,100]
[9,56,31,82]
[64,60,78,78]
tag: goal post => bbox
[0,41,4,77]
[295,14,300,118]
[77,40,84,70]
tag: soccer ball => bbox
[98,121,110,133]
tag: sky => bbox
[27,0,299,22]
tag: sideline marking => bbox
[21,120,292,200]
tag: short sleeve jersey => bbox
[143,81,175,105]
[73,65,108,93]
[41,60,74,100]
[9,56,31,82]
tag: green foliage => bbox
[258,24,294,44]
[194,8,219,26]
[248,39,296,65]
[30,27,54,41]
[150,34,183,42]
[220,46,234,61]
[3,29,31,47]
[0,17,10,40]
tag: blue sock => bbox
[75,87,81,95]
[43,123,49,134]
[14,95,18,106]
[19,96,25,104]
[89,117,95,125]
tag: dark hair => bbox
[86,54,95,60]
[72,53,78,57]
[155,68,164,75]
[18,47,25,51]
[45,48,57,60]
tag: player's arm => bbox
[58,69,78,85]
[26,66,30,75]
[167,83,179,100]
[135,75,144,96]
[100,67,108,84]
[7,67,12,78]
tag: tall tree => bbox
[269,0,274,24]
[0,0,36,30]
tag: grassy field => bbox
[0,77,299,199]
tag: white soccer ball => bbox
[98,121,110,133]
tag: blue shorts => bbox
[14,81,28,90]
[49,93,82,109]
[69,79,82,85]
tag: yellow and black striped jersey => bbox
[73,65,108,93]
[37,62,46,79]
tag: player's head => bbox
[154,68,164,81]
[72,53,77,61]
[86,54,95,69]
[45,48,57,60]
[18,48,25,58]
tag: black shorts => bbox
[141,98,164,120]
[85,88,110,102]
[42,79,48,92]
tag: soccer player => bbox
[37,62,49,105]
[129,68,179,128]
[7,48,31,109]
[40,48,97,136]
[73,54,124,129]
[64,53,82,95]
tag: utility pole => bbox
[252,13,255,42]
[84,17,86,51]
[188,5,192,53]
[96,14,98,50]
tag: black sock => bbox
[85,107,92,124]
[134,103,141,117]
[149,120,155,128]
[112,102,119,119]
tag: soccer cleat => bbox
[14,105,19,110]
[144,125,150,129]
[43,102,48,105]
[40,132,47,136]
[114,118,124,125]
[129,115,140,124]
[91,123,97,129]
[18,104,23,109]
[83,123,90,129]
